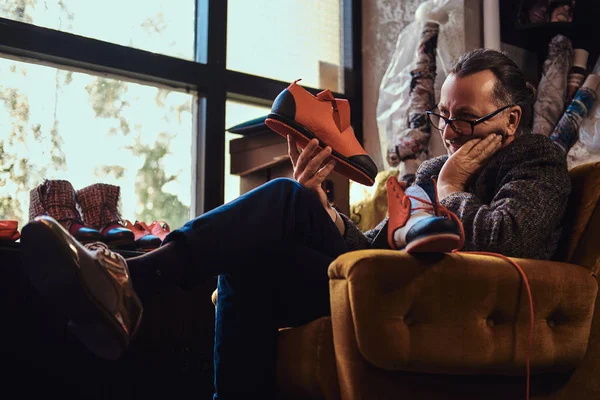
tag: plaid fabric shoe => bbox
[265,79,378,186]
[387,176,463,253]
[29,179,102,243]
[77,183,134,248]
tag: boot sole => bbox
[266,113,375,186]
[405,233,462,253]
[21,222,128,360]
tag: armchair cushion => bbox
[277,317,339,400]
[555,161,600,272]
[329,250,598,376]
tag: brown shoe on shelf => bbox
[29,179,102,243]
[21,215,143,360]
[77,183,134,248]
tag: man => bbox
[20,49,570,399]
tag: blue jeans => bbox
[162,178,349,399]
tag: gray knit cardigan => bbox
[340,134,571,260]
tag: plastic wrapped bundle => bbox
[387,22,439,168]
[532,34,573,137]
[377,0,464,171]
[578,67,600,151]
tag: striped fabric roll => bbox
[550,87,597,152]
[565,65,587,106]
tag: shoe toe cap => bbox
[105,227,135,242]
[136,234,161,249]
[348,154,378,180]
[405,216,460,244]
[74,227,103,243]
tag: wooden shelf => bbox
[500,0,599,77]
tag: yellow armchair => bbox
[327,161,600,399]
[215,162,600,400]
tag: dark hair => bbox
[450,48,536,134]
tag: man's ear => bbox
[506,105,522,136]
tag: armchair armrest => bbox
[329,250,598,375]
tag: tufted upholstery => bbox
[276,317,339,400]
[329,251,597,376]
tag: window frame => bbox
[0,0,362,215]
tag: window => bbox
[0,0,196,60]
[0,57,193,230]
[0,0,360,230]
[227,0,345,92]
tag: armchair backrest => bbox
[554,161,600,274]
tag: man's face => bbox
[437,70,514,155]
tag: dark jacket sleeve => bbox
[439,138,570,260]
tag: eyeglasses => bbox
[426,104,514,136]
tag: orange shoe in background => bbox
[124,220,161,251]
[144,220,170,242]
[0,220,20,241]
[265,79,378,186]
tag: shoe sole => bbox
[405,233,462,253]
[21,222,128,360]
[266,113,375,186]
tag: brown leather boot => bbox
[29,180,102,243]
[21,215,143,360]
[77,183,134,248]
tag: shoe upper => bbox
[77,183,123,231]
[124,220,162,248]
[29,179,85,233]
[270,80,368,159]
[268,80,379,186]
[145,220,170,241]
[37,216,142,339]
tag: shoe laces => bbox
[393,177,533,400]
[391,177,466,251]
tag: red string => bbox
[403,181,533,400]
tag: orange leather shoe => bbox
[387,176,463,253]
[265,79,378,186]
[386,178,410,249]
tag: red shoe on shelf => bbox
[124,220,161,251]
[139,220,170,242]
[265,79,378,186]
[0,220,20,242]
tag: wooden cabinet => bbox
[229,132,350,216]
